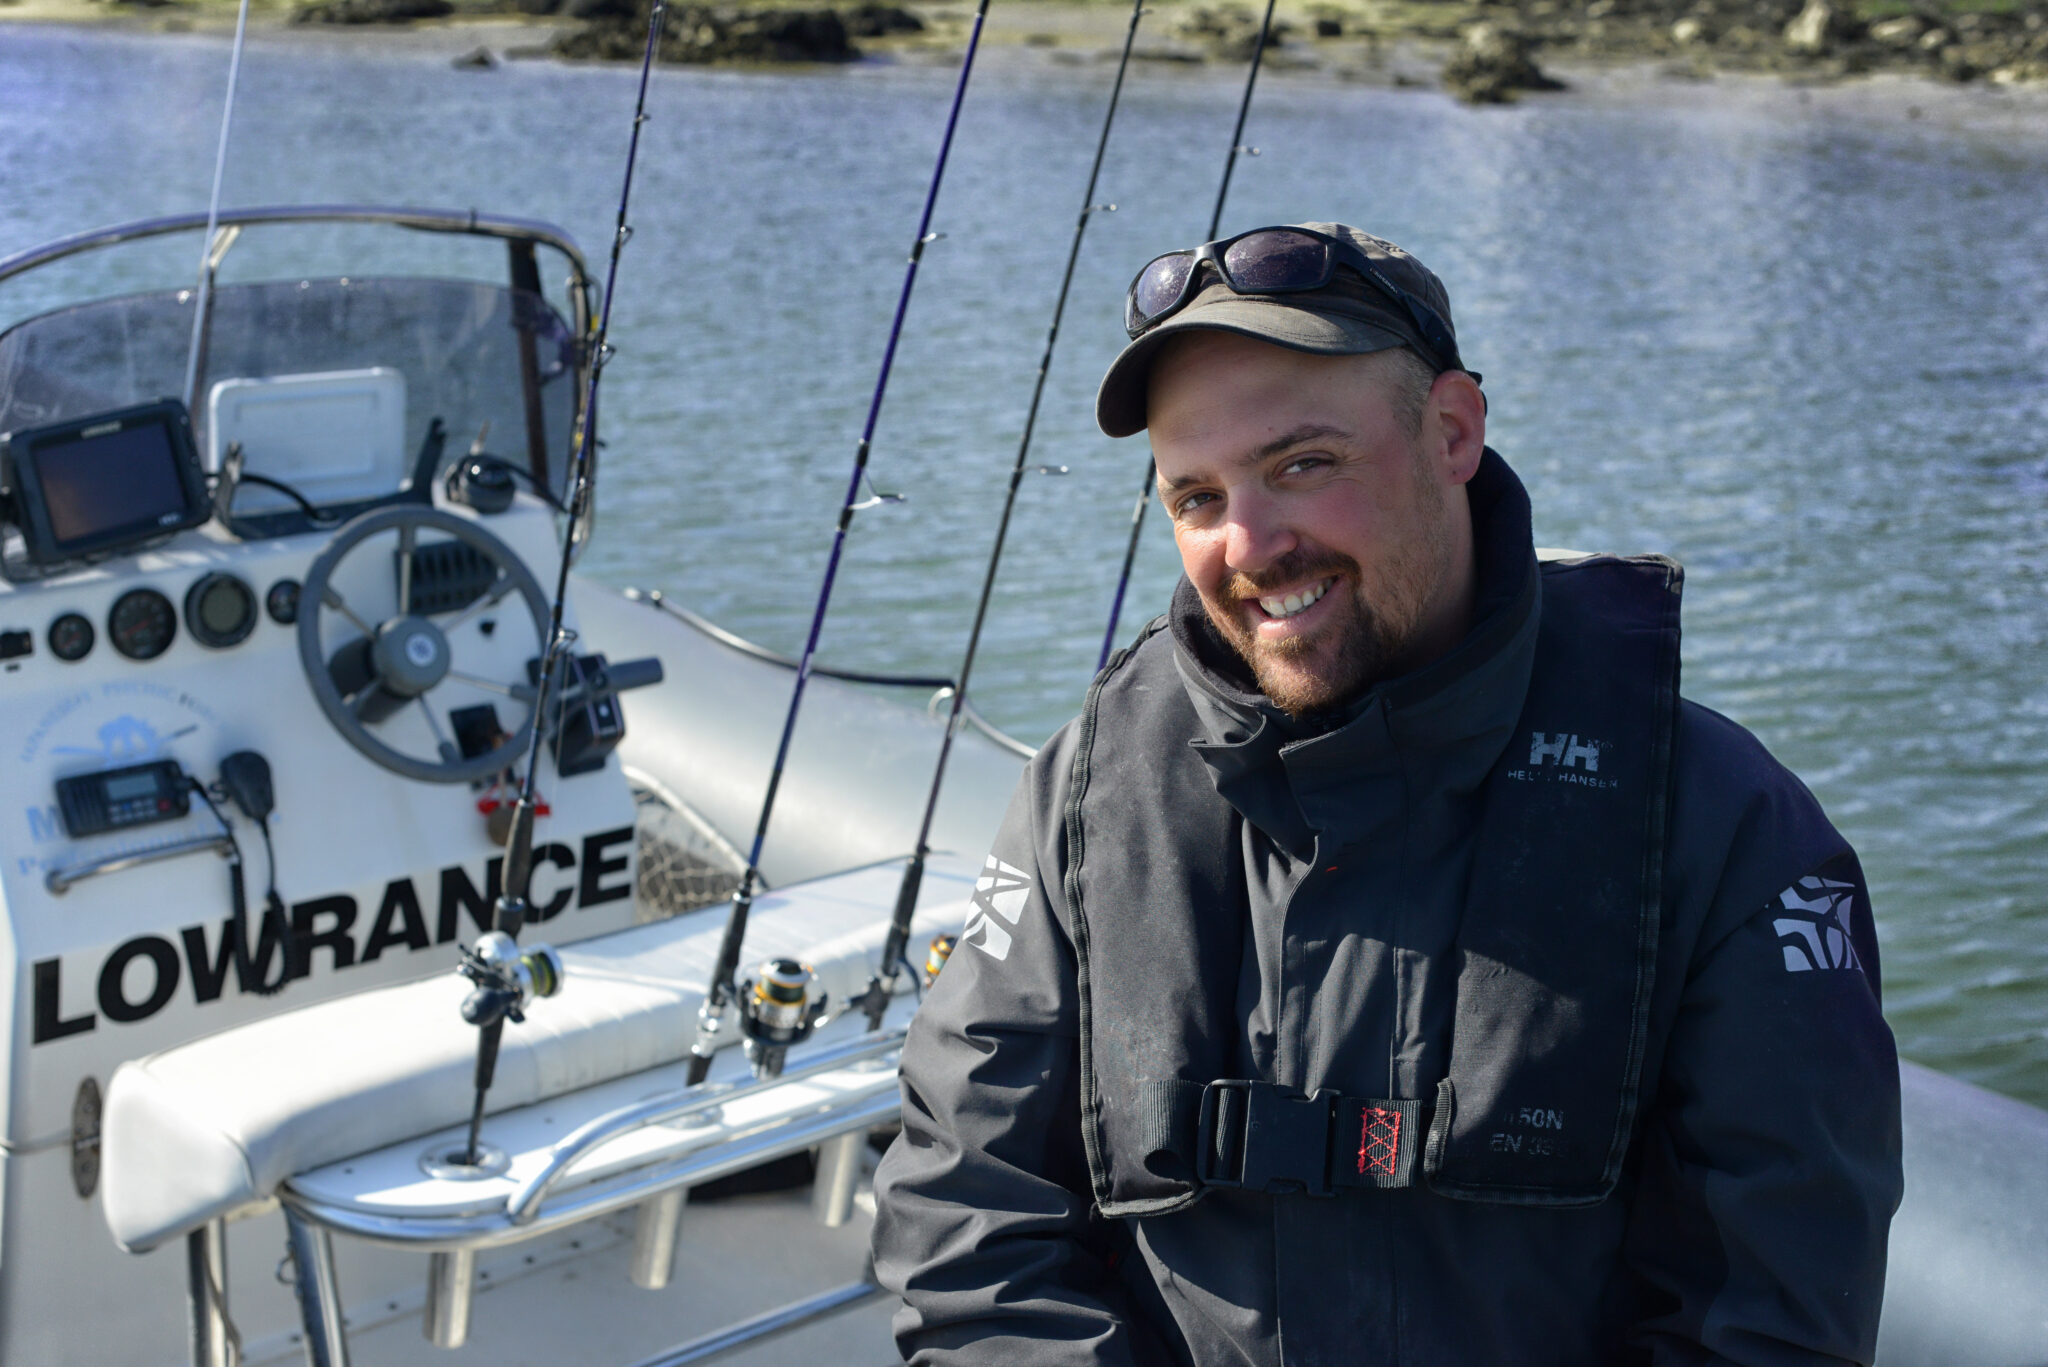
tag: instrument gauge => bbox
[108,588,176,661]
[185,573,257,649]
[47,612,94,662]
[266,577,301,626]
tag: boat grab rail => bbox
[628,587,1039,761]
[0,204,590,290]
[44,832,235,895]
[280,1026,906,1251]
[505,1027,904,1224]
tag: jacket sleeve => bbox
[872,727,1173,1367]
[1626,713,1903,1366]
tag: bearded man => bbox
[872,223,1902,1366]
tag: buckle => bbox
[1195,1079,1339,1198]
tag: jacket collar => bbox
[1171,447,1541,854]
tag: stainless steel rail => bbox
[0,205,589,288]
[45,833,234,895]
[507,1028,905,1223]
[280,1028,906,1252]
[622,1276,888,1367]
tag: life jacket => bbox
[1062,555,1682,1217]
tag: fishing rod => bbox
[455,0,669,1167]
[1095,0,1279,670]
[181,0,253,418]
[852,0,1152,1031]
[686,0,996,1085]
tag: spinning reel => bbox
[738,958,826,1080]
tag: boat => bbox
[0,202,1033,1364]
[0,52,2043,1367]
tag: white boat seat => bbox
[100,857,972,1254]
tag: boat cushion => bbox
[99,859,966,1253]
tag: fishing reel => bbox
[458,931,564,1031]
[738,958,827,1079]
[924,933,957,987]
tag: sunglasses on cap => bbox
[1123,226,1477,383]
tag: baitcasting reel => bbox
[458,931,564,1031]
[739,958,827,1079]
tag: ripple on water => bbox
[0,29,2044,1107]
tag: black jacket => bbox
[872,453,1902,1366]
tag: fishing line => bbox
[855,0,1152,1029]
[180,0,254,414]
[462,0,668,1165]
[1094,0,1279,670]
[687,0,996,1084]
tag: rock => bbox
[556,2,861,61]
[568,0,633,18]
[1441,22,1567,101]
[842,1,921,36]
[293,0,452,23]
[1175,6,1292,60]
[1990,57,2048,81]
[1868,15,1923,46]
[453,44,498,66]
[1315,15,1342,37]
[1671,16,1705,43]
[1785,0,1867,52]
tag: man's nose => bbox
[1222,492,1295,573]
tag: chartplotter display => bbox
[3,399,210,564]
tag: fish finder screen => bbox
[33,420,189,545]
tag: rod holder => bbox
[630,1187,687,1289]
[812,1130,864,1228]
[185,1219,232,1367]
[424,1248,476,1349]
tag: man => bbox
[872,223,1901,1365]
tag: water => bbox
[2,25,2045,1105]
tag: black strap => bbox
[1139,1078,1424,1196]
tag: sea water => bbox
[2,24,2045,1107]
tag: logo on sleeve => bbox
[1772,875,1863,973]
[961,856,1031,961]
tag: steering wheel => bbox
[297,506,552,784]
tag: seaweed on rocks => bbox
[293,0,452,22]
[1442,21,1568,98]
[551,0,919,61]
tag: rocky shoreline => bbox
[301,0,2048,99]
[10,0,2048,103]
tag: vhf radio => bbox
[55,760,191,839]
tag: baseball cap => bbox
[1095,222,1465,439]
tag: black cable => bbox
[1095,0,1280,671]
[190,783,290,997]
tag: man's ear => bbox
[1429,370,1487,486]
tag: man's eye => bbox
[1173,490,1217,517]
[1281,454,1330,476]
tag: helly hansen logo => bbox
[1773,876,1863,973]
[1529,732,1603,771]
[962,856,1031,961]
[1508,732,1617,790]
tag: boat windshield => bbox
[0,275,580,500]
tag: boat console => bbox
[0,207,1020,1366]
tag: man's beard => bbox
[1204,490,1452,719]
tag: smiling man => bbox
[873,224,1903,1366]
